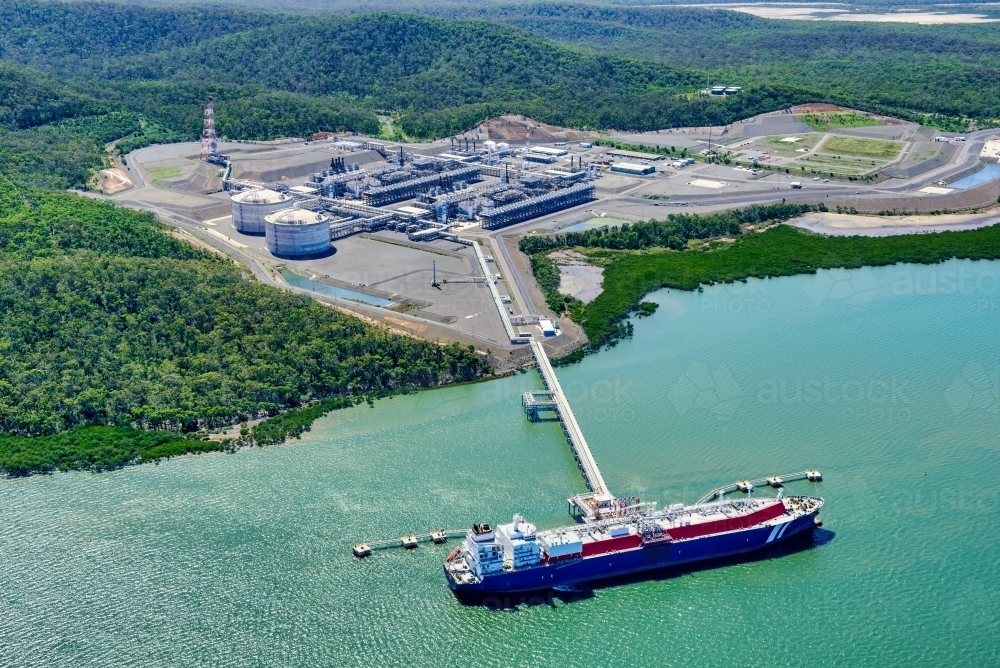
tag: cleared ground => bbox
[99,168,133,195]
[752,133,824,157]
[727,6,998,23]
[821,136,903,159]
[798,112,883,131]
[791,210,1000,236]
[147,166,182,180]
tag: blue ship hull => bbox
[446,511,818,594]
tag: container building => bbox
[610,163,655,176]
[523,152,558,164]
[606,148,662,161]
[529,146,569,157]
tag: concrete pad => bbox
[689,179,727,189]
[919,186,954,195]
[595,175,641,193]
[981,140,1000,159]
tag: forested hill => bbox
[0,2,287,79]
[0,1,817,142]
[435,3,1000,124]
[0,62,98,130]
[3,0,997,145]
[117,13,814,137]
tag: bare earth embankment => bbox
[791,211,1000,237]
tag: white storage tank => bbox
[231,188,292,234]
[264,208,331,257]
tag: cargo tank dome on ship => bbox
[231,188,292,234]
[264,207,331,257]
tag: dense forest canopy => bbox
[4,0,997,152]
[435,3,1000,123]
[0,2,286,78]
[0,177,490,440]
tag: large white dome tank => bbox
[264,208,331,257]
[231,188,292,234]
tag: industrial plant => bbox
[117,99,1000,357]
[199,103,602,257]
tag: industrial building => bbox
[231,188,292,234]
[611,163,655,176]
[264,208,332,257]
[709,86,742,96]
[605,148,662,161]
[363,166,482,207]
[523,152,558,164]
[480,183,595,230]
[528,146,568,157]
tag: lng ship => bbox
[444,491,823,594]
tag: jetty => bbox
[473,234,616,517]
[353,235,822,556]
[473,242,518,342]
[696,470,822,505]
[524,338,615,520]
[353,529,467,557]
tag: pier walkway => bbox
[471,232,613,509]
[529,339,610,498]
[353,529,467,556]
[472,241,519,343]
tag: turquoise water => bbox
[559,217,629,233]
[949,162,1000,189]
[3,259,1000,666]
[280,269,391,306]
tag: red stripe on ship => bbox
[582,534,642,557]
[666,501,786,541]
